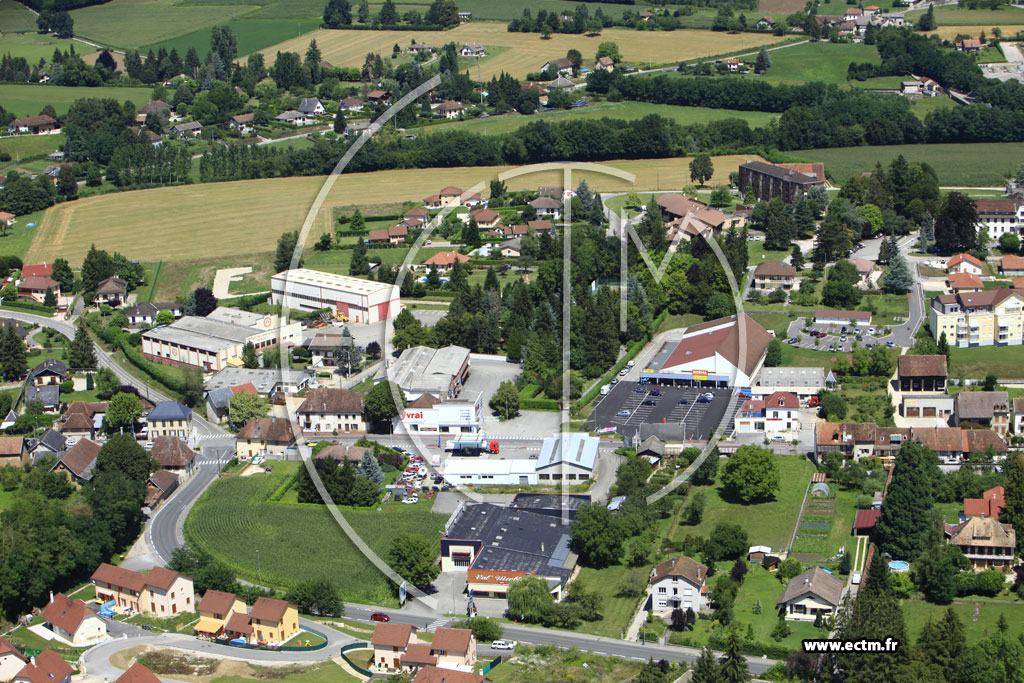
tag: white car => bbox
[402,496,419,504]
[851,572,862,585]
[490,640,516,650]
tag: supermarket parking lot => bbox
[589,382,732,441]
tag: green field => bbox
[0,33,97,63]
[141,18,322,59]
[0,133,65,165]
[70,0,263,49]
[185,462,449,604]
[0,0,37,33]
[907,5,1024,26]
[910,95,956,120]
[0,210,48,262]
[486,646,643,683]
[671,454,814,550]
[424,101,779,137]
[755,41,883,86]
[949,344,1024,379]
[791,143,1024,187]
[904,599,1024,645]
[0,84,153,116]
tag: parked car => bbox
[616,410,631,417]
[770,435,787,442]
[642,399,657,406]
[619,369,628,376]
[528,454,539,459]
[696,395,711,404]
[786,337,798,344]
[370,612,390,622]
[886,341,896,347]
[634,387,646,394]
[851,572,862,585]
[491,640,516,650]
[610,378,619,385]
[649,389,662,397]
[678,398,689,405]
[402,496,419,505]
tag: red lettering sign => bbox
[403,412,423,419]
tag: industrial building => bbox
[270,268,401,324]
[394,391,482,435]
[381,345,470,400]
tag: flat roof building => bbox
[271,268,401,324]
[383,345,470,400]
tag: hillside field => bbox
[184,463,448,604]
[25,154,760,265]
[926,25,1024,40]
[424,101,779,136]
[0,0,37,33]
[0,33,99,63]
[69,0,262,49]
[909,6,1024,26]
[789,143,1024,186]
[0,84,153,116]
[257,23,787,79]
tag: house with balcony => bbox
[90,564,194,616]
[751,261,797,292]
[929,288,1024,347]
[777,567,843,622]
[733,391,799,434]
[647,554,709,618]
[896,354,946,393]
[945,516,1016,570]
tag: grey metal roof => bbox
[144,316,254,353]
[755,366,827,388]
[206,387,234,410]
[536,433,597,472]
[25,384,59,407]
[147,401,192,422]
[204,367,313,395]
[387,345,469,396]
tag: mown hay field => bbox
[257,23,787,79]
[26,154,760,265]
[184,465,448,604]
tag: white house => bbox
[295,388,365,435]
[297,98,325,116]
[529,196,562,220]
[777,567,843,622]
[946,253,985,276]
[40,593,107,646]
[734,391,800,434]
[275,110,311,126]
[0,637,26,683]
[647,555,709,617]
[461,42,485,58]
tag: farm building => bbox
[270,268,401,324]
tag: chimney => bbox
[30,656,35,666]
[49,591,54,604]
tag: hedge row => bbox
[522,397,559,411]
[1,301,55,315]
[218,292,271,311]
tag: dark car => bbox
[678,398,689,405]
[634,387,646,394]
[649,389,662,397]
[696,395,712,404]
[642,399,657,406]
[371,612,390,622]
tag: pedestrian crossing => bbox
[424,618,449,632]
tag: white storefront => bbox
[393,392,482,435]
[270,268,402,324]
[441,458,538,486]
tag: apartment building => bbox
[929,288,1024,347]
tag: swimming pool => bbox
[888,560,910,572]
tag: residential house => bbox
[344,120,371,136]
[0,637,26,683]
[814,309,872,326]
[297,98,325,116]
[124,301,182,326]
[423,251,470,272]
[0,212,14,227]
[94,276,128,306]
[12,651,71,683]
[755,16,776,29]
[435,101,466,119]
[404,207,429,223]
[815,422,910,462]
[58,401,106,440]
[468,208,500,229]
[194,590,247,639]
[596,55,614,72]
[901,80,922,96]
[1015,398,1024,433]
[145,469,179,507]
[339,96,364,112]
[367,90,389,103]
[137,128,162,146]
[499,238,521,258]
[529,196,562,219]
[945,516,1016,570]
[946,253,985,276]
[171,121,202,137]
[777,567,843,622]
[722,57,741,71]
[51,438,99,484]
[896,354,947,392]
[0,435,28,468]
[115,664,161,683]
[929,288,1024,347]
[541,57,573,75]
[235,417,298,460]
[139,100,171,117]
[7,115,59,135]
[24,384,60,413]
[274,110,310,126]
[947,272,984,293]
[844,7,863,19]
[848,258,874,285]
[955,391,1010,436]
[964,486,1005,519]
[900,392,954,421]
[315,444,372,463]
[976,195,1023,238]
[366,225,408,244]
[296,387,365,435]
[150,436,197,478]
[147,401,193,439]
[229,113,254,134]
[372,623,419,671]
[407,43,432,54]
[429,628,477,670]
[957,38,983,52]
[647,554,709,617]
[248,597,299,646]
[751,261,797,291]
[31,430,64,459]
[548,75,574,90]
[17,275,59,303]
[400,644,437,675]
[29,358,67,386]
[1001,254,1024,277]
[912,426,1007,464]
[40,593,107,646]
[733,391,800,434]
[438,186,463,207]
[413,668,485,683]
[738,161,826,203]
[91,563,194,616]
[461,43,485,58]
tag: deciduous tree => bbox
[722,445,780,503]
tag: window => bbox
[658,587,666,594]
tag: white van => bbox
[600,384,611,395]
[627,360,636,369]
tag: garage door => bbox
[923,407,936,417]
[906,407,920,417]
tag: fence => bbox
[339,642,373,677]
[481,655,503,675]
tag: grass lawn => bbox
[257,23,787,80]
[749,312,792,338]
[778,344,849,371]
[0,486,18,511]
[948,345,1024,379]
[904,598,1024,645]
[824,488,859,559]
[213,661,362,683]
[910,95,956,121]
[0,209,47,261]
[935,501,963,525]
[5,625,89,661]
[485,645,643,683]
[927,24,1024,39]
[749,42,883,86]
[124,611,196,633]
[748,240,791,264]
[908,5,1024,25]
[0,33,98,63]
[977,45,1008,63]
[0,133,66,165]
[70,0,261,49]
[0,84,152,117]
[572,564,644,639]
[142,18,322,59]
[26,155,756,266]
[285,630,326,647]
[185,463,449,604]
[788,143,1024,187]
[657,313,703,334]
[859,292,909,326]
[671,454,814,550]
[0,0,37,32]
[423,102,779,138]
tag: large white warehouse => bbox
[270,268,401,324]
